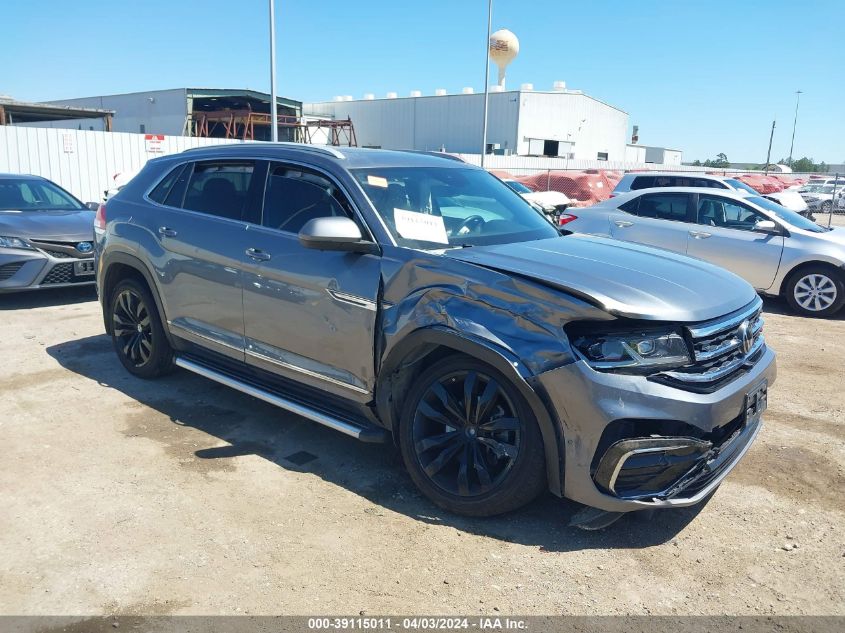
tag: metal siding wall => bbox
[48,89,189,135]
[516,93,628,160]
[0,126,241,202]
[305,93,519,154]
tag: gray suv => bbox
[95,144,776,524]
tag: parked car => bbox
[503,179,573,215]
[612,172,811,217]
[566,187,845,317]
[799,183,845,213]
[0,174,97,292]
[95,145,775,525]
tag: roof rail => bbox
[182,142,346,160]
[400,150,465,163]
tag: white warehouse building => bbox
[305,85,629,161]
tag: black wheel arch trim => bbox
[99,250,175,348]
[376,325,565,496]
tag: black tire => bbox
[109,278,174,378]
[820,200,832,213]
[398,355,546,517]
[784,266,845,318]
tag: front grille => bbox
[41,263,74,285]
[657,298,765,389]
[30,240,92,259]
[0,262,25,281]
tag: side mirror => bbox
[753,219,779,234]
[298,216,379,254]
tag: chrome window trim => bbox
[245,347,370,395]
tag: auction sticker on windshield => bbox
[394,208,449,244]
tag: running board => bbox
[174,356,389,443]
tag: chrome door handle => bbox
[689,230,712,239]
[158,226,177,237]
[245,248,271,262]
[614,220,634,228]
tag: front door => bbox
[609,191,693,255]
[686,193,784,291]
[241,161,381,401]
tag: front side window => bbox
[747,196,828,233]
[182,161,255,220]
[352,167,558,249]
[696,195,765,231]
[262,164,351,233]
[724,178,760,195]
[635,193,690,221]
[0,178,84,211]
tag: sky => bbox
[2,0,843,163]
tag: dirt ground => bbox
[2,240,844,615]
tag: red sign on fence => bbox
[144,134,164,153]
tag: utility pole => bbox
[269,0,279,142]
[480,0,492,167]
[765,120,775,175]
[788,90,802,166]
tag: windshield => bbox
[504,180,533,194]
[352,167,559,249]
[0,178,85,211]
[748,196,828,233]
[724,178,760,195]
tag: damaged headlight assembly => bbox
[571,328,691,371]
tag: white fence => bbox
[0,126,244,203]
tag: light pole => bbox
[787,90,802,166]
[269,0,279,142]
[480,0,492,167]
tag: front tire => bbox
[399,355,546,517]
[109,278,173,378]
[785,267,845,317]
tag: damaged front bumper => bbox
[535,345,776,513]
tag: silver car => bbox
[566,187,845,317]
[0,174,96,292]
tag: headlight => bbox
[0,236,33,250]
[572,329,691,370]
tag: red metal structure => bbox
[191,110,357,146]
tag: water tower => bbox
[489,29,519,89]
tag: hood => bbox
[805,226,845,247]
[446,235,758,322]
[0,208,95,242]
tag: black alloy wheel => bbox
[109,278,173,379]
[400,356,546,516]
[112,288,153,367]
[412,369,521,497]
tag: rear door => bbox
[608,192,694,255]
[686,193,784,290]
[147,159,263,361]
[241,161,382,400]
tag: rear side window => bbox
[630,176,655,190]
[618,197,640,214]
[262,164,351,234]
[148,164,185,204]
[182,161,255,220]
[635,193,690,221]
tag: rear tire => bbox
[109,278,173,378]
[784,267,845,317]
[398,355,546,517]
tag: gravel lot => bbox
[2,234,844,616]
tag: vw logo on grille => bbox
[76,241,93,254]
[737,320,754,354]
